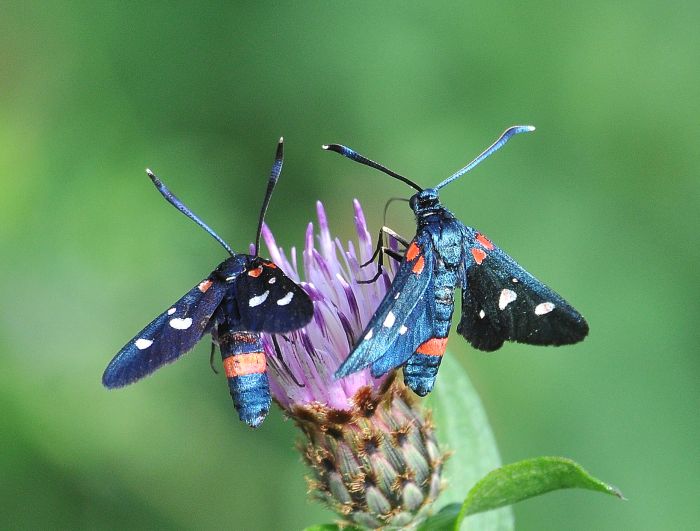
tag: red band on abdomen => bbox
[416,337,448,356]
[224,352,267,377]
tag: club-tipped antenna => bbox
[435,125,536,190]
[146,169,235,256]
[253,137,284,255]
[323,143,423,192]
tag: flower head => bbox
[259,199,396,409]
[258,200,444,529]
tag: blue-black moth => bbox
[102,138,313,427]
[324,126,588,396]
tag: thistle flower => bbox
[257,200,444,529]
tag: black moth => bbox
[102,138,313,427]
[325,126,589,396]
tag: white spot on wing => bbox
[535,302,555,315]
[498,289,517,310]
[169,317,192,330]
[167,307,176,315]
[479,309,486,319]
[512,278,518,283]
[399,325,408,335]
[383,311,396,328]
[135,338,153,350]
[268,277,276,284]
[394,292,401,300]
[364,329,373,340]
[249,291,269,307]
[277,292,294,306]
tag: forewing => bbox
[369,293,436,377]
[457,230,589,351]
[235,260,313,333]
[335,234,435,378]
[102,276,227,388]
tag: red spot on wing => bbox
[247,266,263,277]
[406,242,420,261]
[412,255,425,274]
[198,279,213,292]
[471,248,487,265]
[223,352,267,377]
[476,233,495,250]
[264,261,277,269]
[416,337,448,356]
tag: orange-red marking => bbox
[406,242,420,261]
[264,261,277,269]
[476,233,495,250]
[198,279,213,292]
[223,352,267,377]
[416,337,448,356]
[471,248,487,265]
[247,266,263,277]
[412,255,425,274]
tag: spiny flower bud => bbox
[293,378,443,529]
[260,201,446,528]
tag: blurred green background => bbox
[1,2,697,529]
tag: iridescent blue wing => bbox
[369,292,436,378]
[102,276,227,388]
[234,258,314,333]
[457,229,589,352]
[335,233,435,378]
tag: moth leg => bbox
[209,341,219,374]
[361,225,409,268]
[358,247,404,284]
[358,225,407,284]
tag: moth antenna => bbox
[322,143,423,192]
[254,137,284,256]
[435,125,536,190]
[146,169,235,256]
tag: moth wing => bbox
[235,260,314,333]
[335,234,435,378]
[457,230,589,352]
[102,276,226,388]
[369,291,437,377]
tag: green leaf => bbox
[425,354,514,530]
[455,456,624,528]
[302,525,341,531]
[417,503,461,531]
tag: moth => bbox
[102,138,313,427]
[324,126,588,396]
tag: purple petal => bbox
[353,198,373,263]
[261,200,394,411]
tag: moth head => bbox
[410,188,440,214]
[216,255,248,282]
